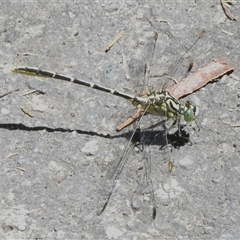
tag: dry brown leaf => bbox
[167,59,234,99]
[116,108,144,132]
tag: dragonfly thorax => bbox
[147,90,179,116]
[132,90,197,123]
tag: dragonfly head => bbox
[183,101,197,122]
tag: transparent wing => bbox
[145,30,205,93]
[127,32,158,94]
[97,126,161,219]
[162,30,205,91]
[144,32,158,91]
[97,126,138,216]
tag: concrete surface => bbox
[0,1,239,239]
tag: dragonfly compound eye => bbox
[184,101,197,122]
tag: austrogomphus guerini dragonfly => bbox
[12,30,202,218]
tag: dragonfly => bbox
[12,31,200,218]
[12,61,196,131]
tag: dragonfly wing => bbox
[96,132,136,215]
[127,32,158,94]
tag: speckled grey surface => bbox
[0,1,240,239]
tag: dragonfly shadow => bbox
[0,123,111,138]
[0,123,190,149]
[113,126,191,150]
[167,127,191,149]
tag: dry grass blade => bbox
[222,121,240,127]
[5,152,19,159]
[23,90,37,96]
[105,30,124,52]
[0,88,19,98]
[20,107,34,117]
[220,0,237,21]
